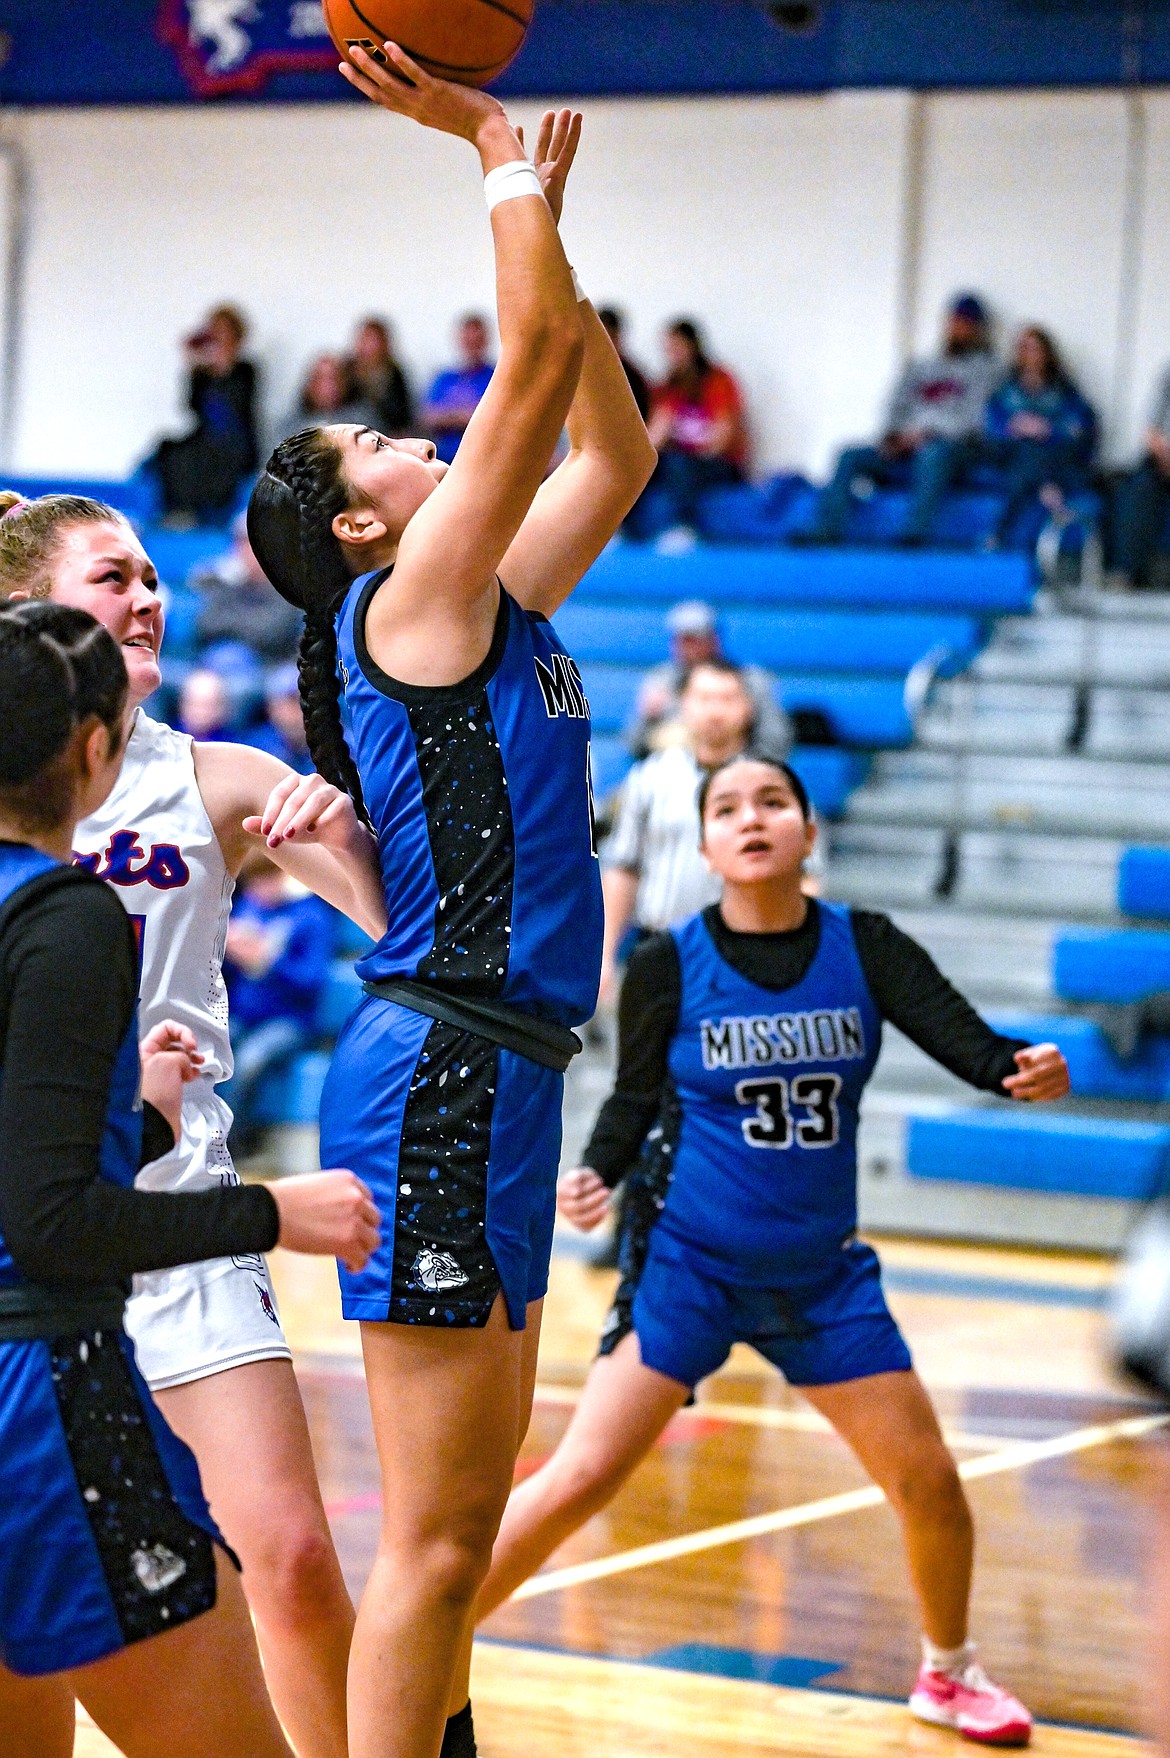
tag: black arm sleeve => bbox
[0,877,279,1285]
[140,1102,176,1170]
[582,933,682,1187]
[851,910,1029,1094]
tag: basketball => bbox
[323,0,534,88]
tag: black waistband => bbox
[360,978,582,1073]
[0,1282,127,1343]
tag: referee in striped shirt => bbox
[599,658,769,1008]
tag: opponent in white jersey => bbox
[2,491,384,1758]
[77,709,289,1387]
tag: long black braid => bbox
[247,427,370,825]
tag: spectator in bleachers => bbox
[191,513,303,662]
[632,319,748,547]
[1110,362,1170,589]
[244,665,314,775]
[802,294,999,547]
[599,657,756,1006]
[273,352,380,447]
[628,599,791,759]
[221,852,334,1154]
[150,304,259,527]
[177,667,235,742]
[423,313,495,464]
[345,316,415,436]
[597,307,651,422]
[982,326,1097,547]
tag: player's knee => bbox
[889,1446,968,1526]
[412,1520,499,1610]
[248,1511,341,1624]
[400,1482,508,1608]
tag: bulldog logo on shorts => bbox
[131,1544,188,1594]
[411,1249,469,1293]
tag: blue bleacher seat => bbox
[907,1108,1170,1200]
[579,664,641,734]
[931,492,1008,548]
[719,609,980,675]
[555,603,981,677]
[1053,928,1170,1004]
[985,1009,1170,1103]
[696,475,814,543]
[776,674,911,747]
[553,604,671,667]
[145,526,230,586]
[160,583,203,662]
[591,734,633,800]
[253,1050,330,1128]
[786,747,869,819]
[1119,847,1170,920]
[2,472,160,524]
[580,663,911,748]
[577,546,1034,613]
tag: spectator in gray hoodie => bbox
[802,294,1000,546]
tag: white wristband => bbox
[484,161,544,213]
[570,267,587,303]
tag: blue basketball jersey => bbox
[0,846,143,1290]
[660,903,882,1282]
[335,573,603,1029]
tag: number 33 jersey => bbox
[662,902,881,1281]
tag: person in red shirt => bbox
[632,319,748,545]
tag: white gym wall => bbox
[0,85,1166,480]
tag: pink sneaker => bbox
[910,1661,1033,1746]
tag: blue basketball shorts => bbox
[319,996,563,1329]
[604,1228,912,1391]
[0,1326,226,1677]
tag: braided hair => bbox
[0,601,129,832]
[246,427,369,824]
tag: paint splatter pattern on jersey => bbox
[51,1329,217,1642]
[391,1020,502,1325]
[407,692,514,995]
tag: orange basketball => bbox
[324,0,534,89]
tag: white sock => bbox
[923,1636,975,1677]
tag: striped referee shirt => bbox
[602,745,722,931]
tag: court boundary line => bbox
[510,1411,1168,1601]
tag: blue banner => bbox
[157,2,337,97]
[0,1,1166,104]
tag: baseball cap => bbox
[666,599,717,637]
[950,293,988,325]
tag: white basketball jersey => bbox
[76,708,236,1118]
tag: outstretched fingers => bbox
[532,109,583,223]
[338,41,422,114]
[535,109,556,166]
[339,41,507,143]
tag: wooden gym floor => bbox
[79,1235,1160,1756]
